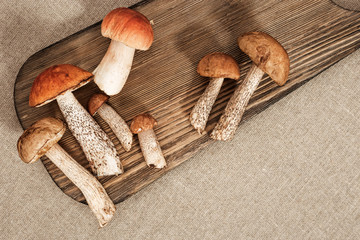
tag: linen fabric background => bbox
[1,0,359,239]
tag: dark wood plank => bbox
[14,0,360,204]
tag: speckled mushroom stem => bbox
[93,40,135,96]
[190,77,224,134]
[97,103,133,151]
[45,144,115,227]
[211,64,264,141]
[138,129,166,168]
[57,91,123,176]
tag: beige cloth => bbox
[1,0,359,239]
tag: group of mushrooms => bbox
[17,6,290,228]
[190,32,290,140]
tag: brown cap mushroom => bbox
[29,65,122,176]
[130,113,157,134]
[17,117,65,163]
[93,8,154,95]
[197,52,240,80]
[190,53,240,134]
[130,113,165,168]
[237,31,290,86]
[17,117,116,227]
[88,93,110,116]
[211,32,289,141]
[88,93,133,151]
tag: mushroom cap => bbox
[101,8,154,50]
[237,32,290,86]
[88,93,110,116]
[17,117,66,164]
[197,52,240,80]
[130,113,157,134]
[29,64,93,107]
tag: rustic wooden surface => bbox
[14,0,360,204]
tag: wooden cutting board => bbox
[14,0,360,204]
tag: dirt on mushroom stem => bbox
[57,91,123,176]
[97,103,133,151]
[138,129,166,169]
[190,77,224,134]
[211,64,264,141]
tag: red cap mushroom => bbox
[190,52,240,134]
[211,32,290,141]
[29,64,123,176]
[93,8,154,95]
[17,117,116,227]
[130,113,166,168]
[88,93,133,151]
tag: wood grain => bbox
[14,0,360,204]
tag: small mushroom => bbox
[130,113,166,168]
[190,53,240,134]
[29,64,123,176]
[88,93,133,151]
[17,117,116,227]
[211,32,290,141]
[93,8,154,95]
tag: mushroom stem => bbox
[138,129,166,168]
[57,91,123,176]
[93,40,135,95]
[190,77,224,134]
[211,63,264,141]
[97,103,133,151]
[46,143,115,227]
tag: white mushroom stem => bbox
[190,77,224,134]
[93,40,135,96]
[97,103,133,151]
[211,63,264,141]
[45,143,115,227]
[138,129,166,168]
[57,91,123,176]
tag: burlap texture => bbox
[1,0,359,239]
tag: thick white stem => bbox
[211,64,264,141]
[57,91,123,176]
[138,129,166,168]
[190,77,224,134]
[93,40,135,95]
[46,144,115,227]
[98,103,133,152]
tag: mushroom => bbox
[130,113,166,168]
[189,53,240,134]
[17,117,116,227]
[211,32,290,141]
[29,64,123,176]
[93,7,154,95]
[88,93,133,151]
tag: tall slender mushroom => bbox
[93,7,154,95]
[211,32,290,141]
[17,117,116,227]
[130,113,166,168]
[88,93,133,151]
[190,53,240,134]
[29,64,123,176]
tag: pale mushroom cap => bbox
[238,32,290,86]
[29,64,93,107]
[130,113,157,134]
[197,52,241,80]
[88,93,110,116]
[17,117,66,164]
[101,8,154,50]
